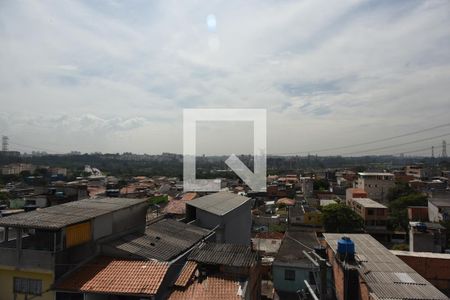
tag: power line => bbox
[339,132,450,156]
[275,122,450,155]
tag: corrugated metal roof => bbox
[274,231,319,263]
[0,197,147,230]
[323,233,448,300]
[105,218,210,261]
[186,192,250,216]
[174,261,198,287]
[55,256,168,296]
[188,242,257,268]
[169,275,244,300]
[352,198,387,209]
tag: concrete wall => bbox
[272,264,309,293]
[111,202,147,234]
[0,247,55,271]
[193,201,251,245]
[223,201,252,245]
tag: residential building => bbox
[0,197,148,300]
[345,188,367,206]
[288,205,322,227]
[272,231,320,297]
[355,172,395,203]
[428,197,450,222]
[323,233,448,300]
[101,217,213,262]
[1,163,36,175]
[348,198,388,231]
[163,192,198,217]
[169,242,260,300]
[186,192,252,245]
[300,177,314,197]
[406,164,431,180]
[392,250,450,295]
[54,257,169,299]
[409,222,446,253]
[408,206,429,221]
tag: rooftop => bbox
[429,197,450,207]
[358,172,394,177]
[174,261,198,287]
[323,233,448,300]
[0,197,147,230]
[391,250,450,259]
[274,231,319,264]
[187,192,250,216]
[169,275,244,300]
[352,198,387,209]
[55,256,168,296]
[104,218,211,261]
[188,242,257,268]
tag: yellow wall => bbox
[0,267,54,300]
[304,211,322,226]
[66,221,91,248]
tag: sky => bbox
[0,0,449,156]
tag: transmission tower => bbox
[432,146,435,158]
[443,140,448,158]
[1,136,8,152]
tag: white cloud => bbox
[0,0,449,155]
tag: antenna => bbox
[1,136,8,152]
[442,140,448,158]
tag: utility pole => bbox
[442,140,448,158]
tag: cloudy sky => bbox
[0,0,449,156]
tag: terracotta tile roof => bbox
[55,256,169,296]
[169,276,244,300]
[174,261,198,287]
[181,192,198,201]
[276,198,296,206]
[163,199,190,215]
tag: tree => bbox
[322,203,364,233]
[313,179,330,191]
[386,183,414,203]
[388,193,427,232]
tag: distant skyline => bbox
[1,0,450,156]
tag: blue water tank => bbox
[337,236,355,261]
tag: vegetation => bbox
[392,243,409,251]
[313,178,330,191]
[148,195,168,206]
[386,183,415,203]
[322,203,364,233]
[388,193,427,232]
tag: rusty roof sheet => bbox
[323,233,448,300]
[55,256,168,296]
[104,218,210,261]
[174,261,198,287]
[169,276,244,300]
[188,243,257,267]
[0,197,147,230]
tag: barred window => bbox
[13,277,42,295]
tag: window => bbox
[367,209,374,215]
[284,269,295,281]
[14,277,42,295]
